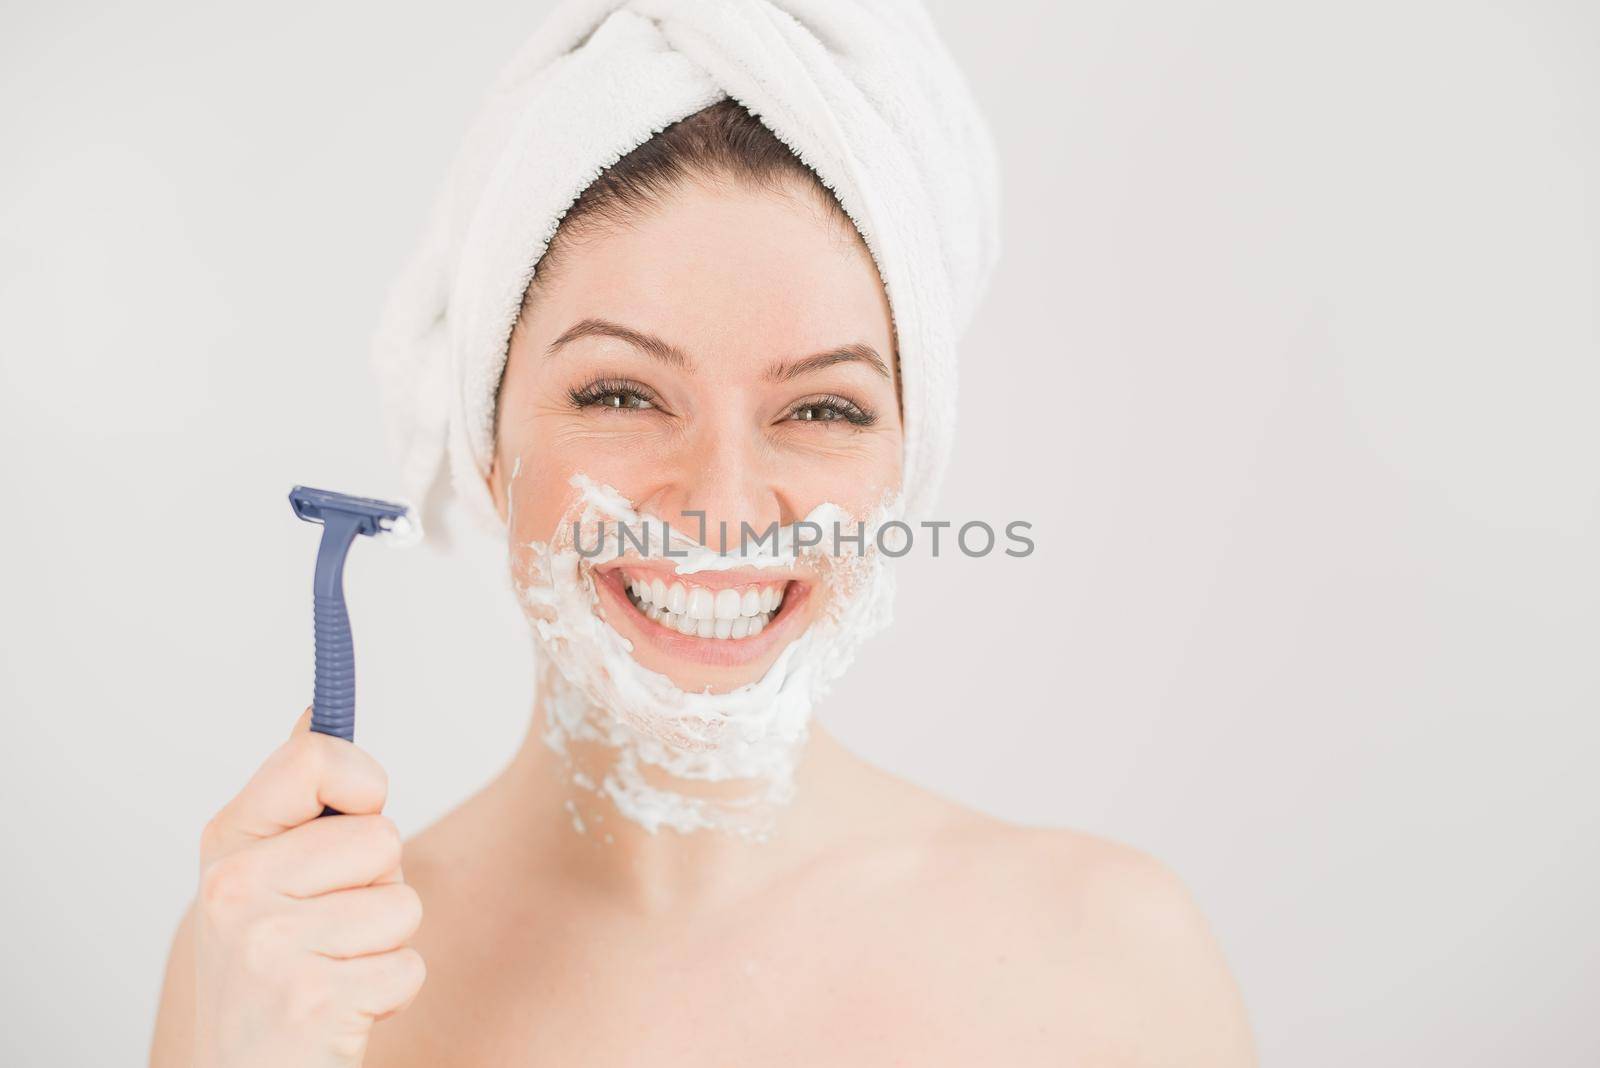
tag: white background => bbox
[3,1,1596,1063]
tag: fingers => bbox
[302,882,424,960]
[203,725,389,862]
[191,708,422,1063]
[340,946,428,1019]
[249,814,404,899]
[369,861,404,887]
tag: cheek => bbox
[773,435,904,518]
[502,443,654,548]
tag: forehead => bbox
[532,181,896,383]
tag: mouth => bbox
[592,564,811,669]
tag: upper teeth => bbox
[623,575,786,639]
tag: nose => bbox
[643,420,789,554]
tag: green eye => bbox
[569,378,658,411]
[792,405,843,421]
[594,391,652,410]
[788,395,876,427]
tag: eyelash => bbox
[567,378,660,412]
[786,394,877,427]
[568,378,877,427]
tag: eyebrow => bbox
[546,317,890,382]
[546,318,691,369]
[766,343,891,383]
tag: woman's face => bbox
[488,177,902,695]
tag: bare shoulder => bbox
[923,816,1258,1066]
[1004,823,1225,948]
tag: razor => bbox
[288,487,411,814]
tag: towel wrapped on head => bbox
[371,0,1002,543]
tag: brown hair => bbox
[519,96,863,309]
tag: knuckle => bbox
[391,885,424,937]
[367,816,404,868]
[394,947,427,993]
[365,755,390,801]
[198,854,255,917]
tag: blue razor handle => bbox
[288,486,409,817]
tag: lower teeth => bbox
[625,588,779,640]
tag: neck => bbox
[487,664,870,915]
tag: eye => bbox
[568,377,659,412]
[787,394,876,427]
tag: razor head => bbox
[288,485,410,537]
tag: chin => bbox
[590,559,815,693]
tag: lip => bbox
[592,561,812,669]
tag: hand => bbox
[190,708,425,1067]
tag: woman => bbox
[152,3,1255,1064]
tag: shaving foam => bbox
[378,505,423,548]
[507,472,899,841]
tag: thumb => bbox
[289,705,312,740]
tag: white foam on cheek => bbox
[510,472,900,841]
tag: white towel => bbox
[371,0,1002,543]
